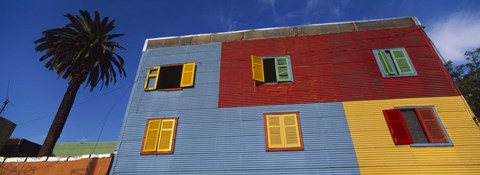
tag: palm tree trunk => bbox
[37,77,83,157]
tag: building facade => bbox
[110,17,480,174]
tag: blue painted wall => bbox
[111,43,360,174]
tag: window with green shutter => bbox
[373,48,416,77]
[251,55,293,84]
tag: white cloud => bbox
[219,15,238,31]
[330,6,341,17]
[427,12,480,63]
[304,0,349,23]
[214,1,239,31]
[256,0,287,24]
[257,0,276,12]
[32,134,46,144]
[80,137,88,142]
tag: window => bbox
[264,112,304,151]
[144,63,196,91]
[383,107,452,146]
[141,118,178,154]
[251,55,293,83]
[373,48,416,77]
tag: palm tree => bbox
[34,10,126,156]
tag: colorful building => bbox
[110,17,480,174]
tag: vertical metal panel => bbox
[343,96,480,174]
[112,43,360,174]
[218,26,459,108]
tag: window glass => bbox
[401,109,429,143]
[157,65,183,89]
[263,58,277,83]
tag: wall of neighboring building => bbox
[343,96,480,174]
[1,139,41,157]
[0,157,112,175]
[111,43,360,174]
[0,117,16,153]
[53,141,117,156]
[218,26,459,108]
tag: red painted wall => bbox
[218,26,459,108]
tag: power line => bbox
[92,87,130,154]
[17,80,138,126]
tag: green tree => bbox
[445,48,480,118]
[34,10,126,156]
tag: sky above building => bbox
[0,0,478,144]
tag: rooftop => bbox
[143,16,421,51]
[52,141,116,156]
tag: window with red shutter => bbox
[383,109,413,145]
[415,108,449,143]
[383,107,451,146]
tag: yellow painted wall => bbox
[343,96,480,174]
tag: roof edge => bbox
[143,16,421,51]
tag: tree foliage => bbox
[445,48,480,118]
[34,10,126,156]
[35,10,126,90]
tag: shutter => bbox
[275,57,292,82]
[144,66,160,91]
[251,55,265,82]
[415,108,448,143]
[142,119,161,152]
[157,119,176,152]
[282,114,301,148]
[390,49,415,75]
[383,109,413,145]
[377,50,396,75]
[266,115,283,148]
[180,63,196,87]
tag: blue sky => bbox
[0,0,479,144]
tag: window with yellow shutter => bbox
[143,63,196,91]
[141,118,178,154]
[264,112,304,151]
[251,55,293,84]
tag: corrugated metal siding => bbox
[343,96,480,174]
[218,26,459,108]
[111,43,360,174]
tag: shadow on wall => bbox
[70,157,98,175]
[0,157,112,175]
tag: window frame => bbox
[392,106,453,147]
[144,66,160,91]
[140,117,179,155]
[263,111,304,152]
[143,62,196,91]
[252,55,294,84]
[372,48,417,78]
